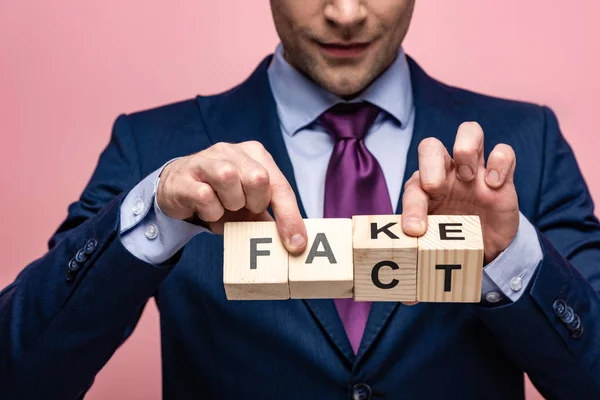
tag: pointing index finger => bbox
[240,142,307,254]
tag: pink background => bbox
[1,1,598,398]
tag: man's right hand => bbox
[157,141,308,254]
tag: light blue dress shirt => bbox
[119,44,543,304]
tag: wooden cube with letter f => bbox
[417,215,484,302]
[223,221,290,300]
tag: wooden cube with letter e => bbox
[288,218,354,299]
[352,215,418,302]
[223,221,290,300]
[417,215,484,302]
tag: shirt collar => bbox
[267,43,413,136]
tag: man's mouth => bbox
[317,41,371,59]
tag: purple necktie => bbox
[320,102,394,354]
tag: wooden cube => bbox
[223,221,289,300]
[417,215,484,302]
[352,215,418,302]
[289,219,353,299]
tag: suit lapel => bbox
[354,57,468,365]
[196,56,355,364]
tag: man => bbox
[1,0,599,398]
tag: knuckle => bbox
[215,164,238,183]
[241,140,266,155]
[420,180,443,193]
[245,168,270,188]
[195,184,215,204]
[211,141,231,153]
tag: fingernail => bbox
[289,234,306,249]
[458,165,474,180]
[487,170,499,184]
[404,217,424,232]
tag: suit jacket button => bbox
[552,299,567,318]
[75,248,88,263]
[572,325,584,339]
[567,314,581,331]
[561,306,575,324]
[65,269,75,282]
[68,258,82,273]
[84,238,98,255]
[352,383,372,400]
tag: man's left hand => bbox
[401,122,519,264]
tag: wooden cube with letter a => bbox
[352,215,418,302]
[289,218,354,299]
[417,215,484,302]
[223,221,289,300]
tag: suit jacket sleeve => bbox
[0,115,177,399]
[477,106,600,398]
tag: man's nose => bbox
[324,0,367,28]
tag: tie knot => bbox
[319,102,380,141]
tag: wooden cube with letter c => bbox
[352,215,418,302]
[223,221,290,300]
[417,215,484,302]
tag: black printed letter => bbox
[305,233,337,264]
[439,223,465,240]
[370,222,399,240]
[371,261,400,289]
[435,264,462,291]
[250,238,272,269]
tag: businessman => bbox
[2,1,599,399]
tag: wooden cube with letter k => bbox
[417,215,484,302]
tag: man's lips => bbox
[317,41,371,58]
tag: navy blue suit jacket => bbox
[2,56,600,399]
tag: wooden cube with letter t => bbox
[352,215,418,302]
[417,215,484,302]
[223,221,290,300]
[288,219,354,299]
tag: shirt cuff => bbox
[480,212,543,305]
[119,160,210,265]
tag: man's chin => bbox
[318,73,372,99]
